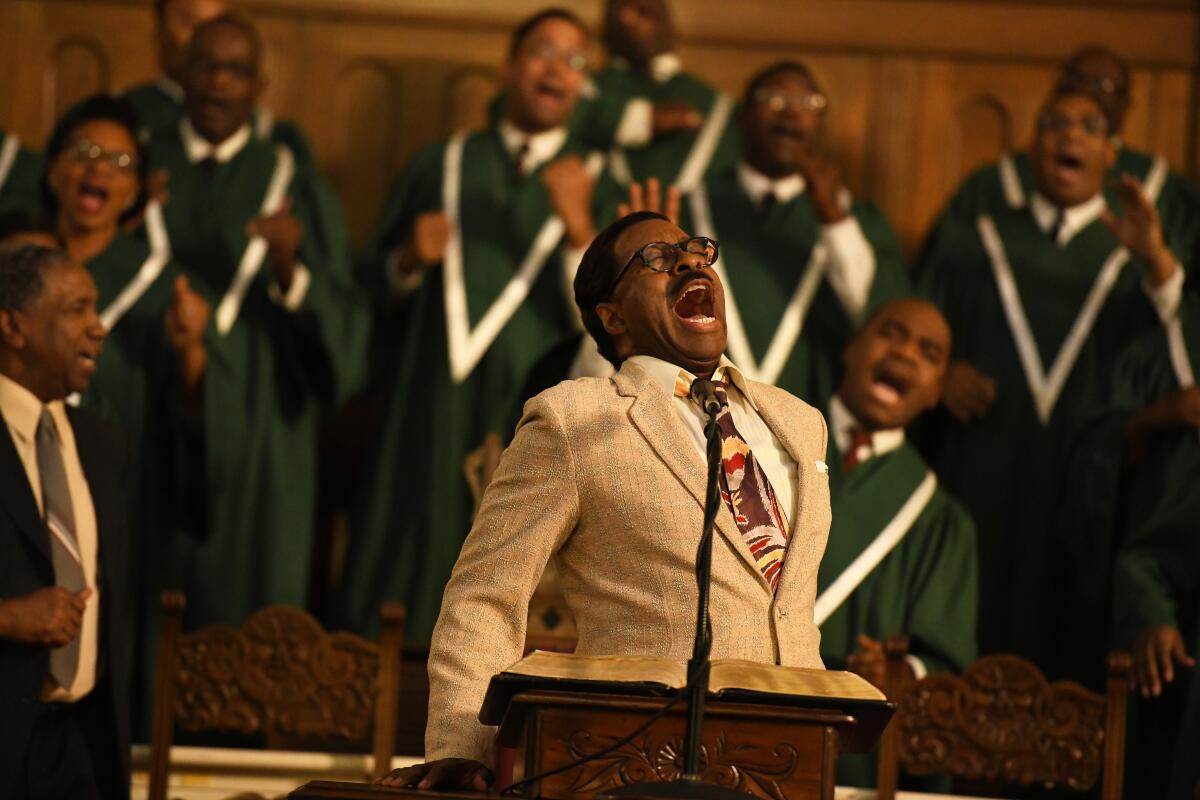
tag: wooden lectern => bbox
[292,681,892,800]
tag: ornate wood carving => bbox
[896,654,1107,791]
[173,606,382,743]
[561,729,800,800]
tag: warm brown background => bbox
[2,0,1196,255]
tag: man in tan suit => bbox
[382,208,832,790]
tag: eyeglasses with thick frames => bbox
[1036,111,1109,138]
[754,88,827,113]
[608,237,720,297]
[68,139,138,173]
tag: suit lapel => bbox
[0,410,52,566]
[616,366,773,595]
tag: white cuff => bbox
[1142,264,1184,323]
[267,263,311,311]
[614,99,654,148]
[820,215,875,324]
[387,250,426,296]
[905,654,928,681]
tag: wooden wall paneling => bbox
[46,36,111,128]
[868,56,924,258]
[330,59,401,245]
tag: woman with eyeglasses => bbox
[41,93,211,732]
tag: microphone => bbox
[689,378,722,417]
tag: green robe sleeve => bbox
[0,133,45,216]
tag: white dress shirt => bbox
[0,373,99,702]
[625,354,799,529]
[179,119,311,311]
[1029,190,1182,322]
[827,393,905,466]
[736,161,876,323]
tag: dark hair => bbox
[743,60,820,105]
[0,212,57,248]
[41,93,148,224]
[190,11,263,66]
[0,245,69,313]
[573,210,669,367]
[1060,45,1131,101]
[509,7,587,58]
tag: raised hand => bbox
[616,178,680,223]
[248,197,304,292]
[376,758,494,791]
[941,360,997,423]
[542,155,596,248]
[652,100,703,137]
[1101,173,1177,287]
[0,587,91,648]
[796,149,847,224]
[165,274,210,392]
[392,211,452,280]
[1133,624,1195,698]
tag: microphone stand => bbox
[603,389,757,800]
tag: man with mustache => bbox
[938,45,1199,274]
[677,61,909,405]
[815,297,977,787]
[336,8,624,642]
[145,12,366,628]
[917,82,1183,680]
[0,130,44,216]
[378,209,832,790]
[0,244,130,799]
[120,0,314,162]
[579,0,738,192]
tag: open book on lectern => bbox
[479,650,887,726]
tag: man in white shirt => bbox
[0,244,130,799]
[380,209,832,790]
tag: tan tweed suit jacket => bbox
[425,360,832,761]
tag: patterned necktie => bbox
[677,373,791,592]
[841,427,874,473]
[36,409,85,688]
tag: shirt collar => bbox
[828,393,905,463]
[610,52,683,84]
[154,76,185,103]
[180,118,252,165]
[1029,191,1107,247]
[736,160,806,209]
[0,372,59,445]
[624,354,758,410]
[497,118,569,176]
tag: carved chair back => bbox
[875,636,1130,800]
[147,592,406,800]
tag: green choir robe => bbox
[934,146,1200,273]
[819,432,978,787]
[677,168,910,406]
[917,203,1165,678]
[76,226,198,734]
[1104,302,1200,800]
[0,130,45,216]
[147,125,365,627]
[579,63,740,188]
[335,128,621,641]
[122,79,316,164]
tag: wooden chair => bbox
[875,636,1131,800]
[148,592,406,800]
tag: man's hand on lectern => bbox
[376,758,494,791]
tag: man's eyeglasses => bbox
[608,237,720,297]
[754,88,827,113]
[68,139,138,173]
[524,42,589,73]
[1036,111,1109,138]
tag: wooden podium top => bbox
[290,781,488,798]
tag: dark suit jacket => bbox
[0,405,130,799]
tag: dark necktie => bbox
[513,140,530,179]
[760,191,778,216]
[678,374,791,592]
[37,409,84,688]
[841,427,874,473]
[196,156,221,233]
[1050,209,1065,246]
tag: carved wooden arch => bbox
[875,636,1130,800]
[44,35,111,131]
[953,91,1014,181]
[148,591,406,800]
